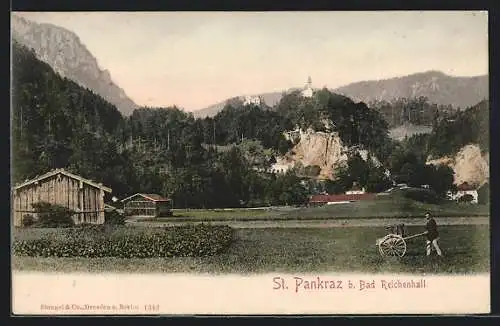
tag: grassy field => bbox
[165,208,281,220]
[143,197,489,222]
[286,198,489,219]
[12,224,490,275]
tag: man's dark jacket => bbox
[426,218,439,240]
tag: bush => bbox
[31,202,74,228]
[104,210,126,225]
[22,214,35,227]
[458,194,474,203]
[12,224,234,258]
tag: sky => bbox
[13,11,489,112]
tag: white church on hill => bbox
[301,76,314,98]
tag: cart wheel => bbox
[378,234,407,257]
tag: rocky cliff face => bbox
[11,14,138,116]
[427,144,489,186]
[272,129,380,179]
[274,131,489,185]
[290,130,346,179]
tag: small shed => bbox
[12,168,112,226]
[121,193,173,218]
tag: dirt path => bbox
[128,216,489,229]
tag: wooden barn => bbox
[121,193,173,218]
[12,169,112,226]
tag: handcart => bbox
[375,224,428,257]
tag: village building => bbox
[121,193,173,218]
[12,168,112,226]
[270,157,294,175]
[345,182,366,195]
[448,182,479,204]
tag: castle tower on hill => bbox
[301,76,313,98]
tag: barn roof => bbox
[120,193,171,203]
[14,168,112,193]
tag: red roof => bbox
[310,193,375,203]
[457,182,477,191]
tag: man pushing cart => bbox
[424,212,443,257]
[376,211,443,257]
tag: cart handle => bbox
[403,231,428,240]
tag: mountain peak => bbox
[11,14,138,116]
[334,71,488,108]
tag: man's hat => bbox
[425,211,431,217]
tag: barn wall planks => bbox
[98,189,105,223]
[72,179,78,218]
[13,172,109,227]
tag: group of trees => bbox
[323,148,455,197]
[324,153,392,194]
[368,96,456,128]
[387,147,455,197]
[400,100,489,159]
[426,100,489,158]
[12,41,478,208]
[198,104,294,155]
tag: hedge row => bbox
[12,224,234,258]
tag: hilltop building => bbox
[243,95,262,106]
[301,76,313,98]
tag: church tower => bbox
[301,76,313,98]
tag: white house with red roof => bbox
[448,182,479,204]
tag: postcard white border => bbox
[12,271,490,315]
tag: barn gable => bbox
[14,168,112,193]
